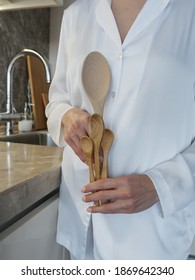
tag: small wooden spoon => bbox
[80,136,94,183]
[98,128,114,206]
[88,114,104,181]
[80,135,101,207]
[82,51,111,116]
[101,129,114,179]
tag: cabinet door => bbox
[0,0,63,11]
[0,0,12,4]
[0,194,65,260]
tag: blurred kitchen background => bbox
[0,0,74,114]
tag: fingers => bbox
[66,136,86,162]
[82,178,116,193]
[81,178,124,208]
[82,189,114,203]
[81,175,159,214]
[64,126,88,162]
[62,108,91,162]
[86,199,135,214]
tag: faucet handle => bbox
[13,106,17,113]
[24,102,34,120]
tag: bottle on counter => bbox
[18,103,33,132]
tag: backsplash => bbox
[0,8,50,113]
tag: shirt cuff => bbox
[46,104,74,147]
[145,169,176,218]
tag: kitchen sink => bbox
[0,131,56,147]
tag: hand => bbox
[62,108,91,162]
[81,174,159,214]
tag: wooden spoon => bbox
[88,114,104,180]
[80,135,101,207]
[101,129,114,179]
[82,51,111,116]
[80,136,95,183]
[97,128,114,206]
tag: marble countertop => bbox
[0,141,62,231]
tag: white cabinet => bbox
[190,237,195,257]
[0,0,63,11]
[0,194,68,260]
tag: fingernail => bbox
[81,187,86,192]
[82,196,86,202]
[87,207,92,213]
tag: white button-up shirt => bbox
[46,0,195,259]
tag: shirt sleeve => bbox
[145,138,195,217]
[45,12,74,147]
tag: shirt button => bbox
[112,91,116,98]
[118,53,122,60]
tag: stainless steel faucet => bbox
[0,48,51,134]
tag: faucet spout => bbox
[6,48,51,115]
[0,48,51,134]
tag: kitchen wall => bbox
[0,8,50,113]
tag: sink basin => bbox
[0,131,56,147]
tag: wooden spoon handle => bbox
[80,136,95,182]
[100,129,114,205]
[101,129,114,179]
[101,150,109,179]
[89,161,95,183]
[92,143,102,206]
[93,144,101,180]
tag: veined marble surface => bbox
[0,142,62,231]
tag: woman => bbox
[46,0,195,259]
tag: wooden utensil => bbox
[101,129,114,179]
[41,93,49,109]
[80,135,101,207]
[82,51,111,116]
[80,136,95,183]
[27,56,50,130]
[88,114,104,181]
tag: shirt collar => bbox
[95,0,171,48]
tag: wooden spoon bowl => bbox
[82,51,111,116]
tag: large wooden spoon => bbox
[101,129,114,179]
[82,51,111,116]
